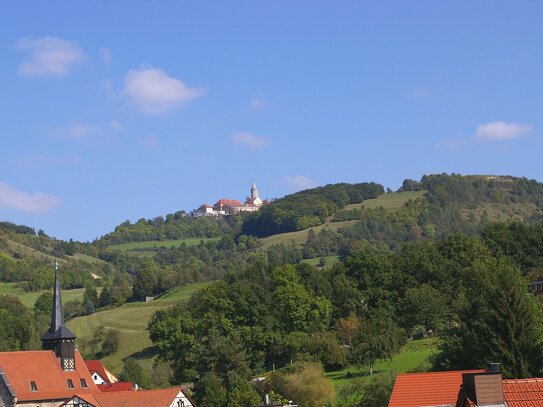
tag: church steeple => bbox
[251,180,258,200]
[41,260,76,370]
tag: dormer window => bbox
[80,378,88,388]
[67,379,74,389]
[30,381,38,392]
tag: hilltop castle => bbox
[192,181,265,217]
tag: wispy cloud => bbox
[122,67,206,114]
[250,97,267,110]
[282,175,317,191]
[412,87,431,99]
[109,120,122,131]
[474,121,532,141]
[99,48,112,65]
[231,131,269,150]
[0,181,61,213]
[15,154,81,169]
[139,135,161,151]
[16,37,85,77]
[51,123,97,139]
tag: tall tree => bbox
[435,259,543,377]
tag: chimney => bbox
[461,364,504,406]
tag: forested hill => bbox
[241,182,385,237]
[97,211,237,245]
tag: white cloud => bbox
[474,121,532,141]
[52,124,97,139]
[139,136,161,151]
[231,131,269,150]
[250,97,267,110]
[0,181,61,213]
[122,67,206,114]
[283,175,317,191]
[412,87,431,99]
[16,37,85,77]
[109,120,122,131]
[99,48,112,64]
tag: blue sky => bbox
[1,1,542,241]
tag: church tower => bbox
[41,260,77,370]
[250,181,263,206]
[251,181,259,200]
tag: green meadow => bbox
[66,282,209,374]
[0,282,85,308]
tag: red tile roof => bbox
[92,388,182,407]
[388,370,485,407]
[0,350,99,401]
[85,360,116,383]
[503,378,543,407]
[97,382,134,392]
[215,198,242,206]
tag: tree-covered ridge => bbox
[241,182,385,237]
[300,174,543,257]
[98,212,238,245]
[149,222,543,405]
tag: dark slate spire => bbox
[41,260,76,341]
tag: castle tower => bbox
[249,181,263,207]
[251,181,259,200]
[41,260,77,370]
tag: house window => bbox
[67,379,75,389]
[30,381,38,392]
[80,378,88,388]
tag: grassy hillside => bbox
[259,190,426,249]
[67,282,208,374]
[0,282,85,308]
[108,237,220,257]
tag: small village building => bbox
[388,364,543,407]
[0,261,195,407]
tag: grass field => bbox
[342,190,427,211]
[301,255,341,268]
[327,337,439,388]
[0,282,85,308]
[108,238,220,253]
[259,191,427,250]
[66,282,208,374]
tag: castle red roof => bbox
[0,350,99,402]
[215,199,242,206]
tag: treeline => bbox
[241,182,385,237]
[301,174,543,258]
[149,221,543,406]
[97,212,238,245]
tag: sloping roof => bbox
[92,388,181,407]
[503,378,543,407]
[0,350,98,401]
[85,360,118,384]
[215,198,242,206]
[388,370,485,407]
[97,382,134,392]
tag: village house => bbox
[0,261,195,407]
[192,181,265,217]
[388,363,543,407]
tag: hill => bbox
[66,283,208,374]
